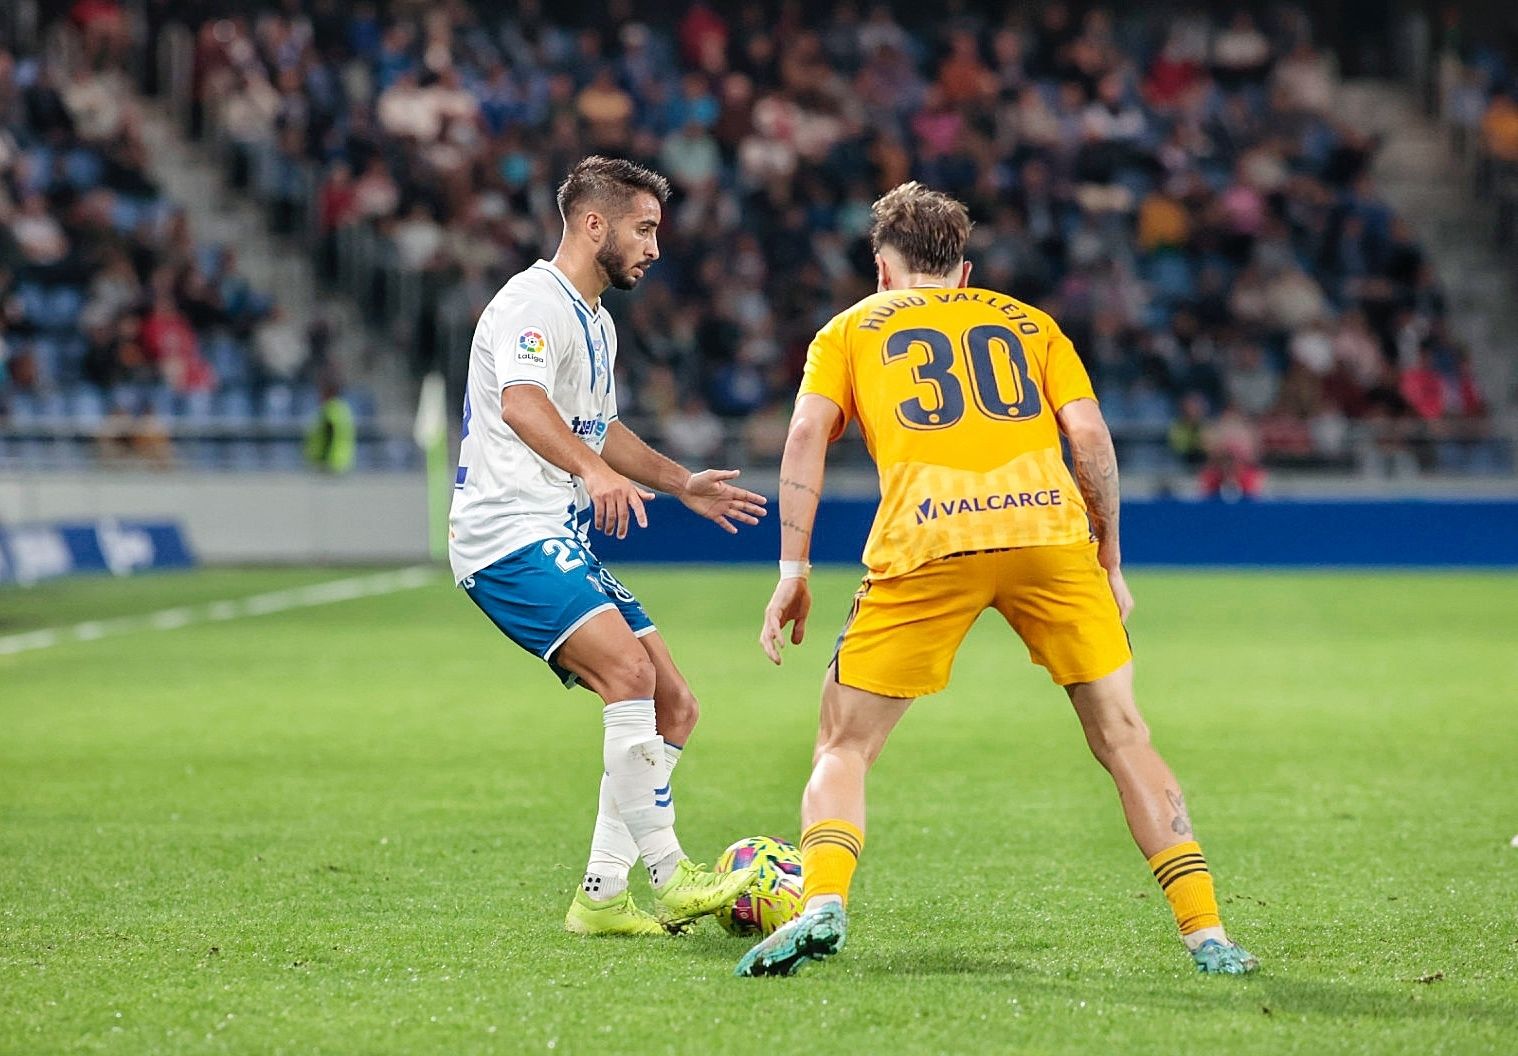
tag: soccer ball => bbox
[714,835,803,937]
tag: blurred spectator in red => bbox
[1449,350,1488,419]
[142,289,214,393]
[1199,405,1266,499]
[1399,348,1446,421]
[678,3,728,72]
[71,0,129,68]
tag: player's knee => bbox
[815,728,885,770]
[1085,710,1151,765]
[601,649,657,702]
[660,685,699,739]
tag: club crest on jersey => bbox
[516,327,547,366]
[915,489,1063,524]
[590,333,608,381]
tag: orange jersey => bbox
[800,287,1096,578]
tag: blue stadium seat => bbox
[29,336,63,383]
[147,385,175,418]
[64,149,104,190]
[111,197,148,231]
[23,147,53,192]
[381,437,417,469]
[347,388,377,421]
[205,334,250,388]
[173,390,215,422]
[1128,387,1176,430]
[7,391,40,422]
[291,386,320,420]
[15,284,46,326]
[1122,442,1175,473]
[214,387,255,423]
[1142,253,1197,304]
[65,385,106,426]
[32,390,66,423]
[41,286,85,331]
[260,384,297,422]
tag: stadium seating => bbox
[0,22,390,471]
[172,0,1507,484]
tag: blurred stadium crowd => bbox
[0,5,370,469]
[2,1,1515,484]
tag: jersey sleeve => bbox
[491,297,559,394]
[798,311,855,439]
[1042,322,1097,412]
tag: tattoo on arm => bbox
[779,477,821,500]
[1166,789,1193,837]
[1071,432,1120,548]
[780,517,813,541]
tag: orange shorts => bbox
[832,541,1132,697]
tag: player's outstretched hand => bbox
[679,469,768,534]
[584,467,655,540]
[760,577,811,665]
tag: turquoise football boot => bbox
[1192,938,1260,975]
[734,901,847,977]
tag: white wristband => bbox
[778,560,812,581]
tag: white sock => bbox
[582,772,636,902]
[601,700,683,887]
[648,740,685,888]
[583,737,689,901]
[805,894,843,913]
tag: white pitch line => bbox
[0,566,441,657]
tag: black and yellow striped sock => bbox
[1147,840,1222,936]
[799,819,864,907]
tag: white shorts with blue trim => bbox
[463,536,655,687]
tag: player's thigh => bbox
[463,536,628,687]
[1065,660,1148,752]
[636,630,700,740]
[834,553,997,698]
[582,551,658,642]
[992,542,1132,687]
[553,607,655,702]
[816,663,915,766]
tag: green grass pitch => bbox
[3,565,1516,1055]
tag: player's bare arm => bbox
[500,383,653,539]
[761,394,841,664]
[602,421,768,534]
[1057,397,1134,618]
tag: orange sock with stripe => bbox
[799,820,864,907]
[1147,840,1222,936]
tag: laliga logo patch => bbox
[516,327,547,366]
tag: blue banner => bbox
[592,498,1518,568]
[0,520,196,586]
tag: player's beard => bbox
[596,229,644,291]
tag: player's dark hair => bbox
[556,155,671,222]
[869,182,972,276]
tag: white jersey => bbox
[448,260,619,582]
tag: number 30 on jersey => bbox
[884,323,1043,430]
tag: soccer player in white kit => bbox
[449,157,767,935]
